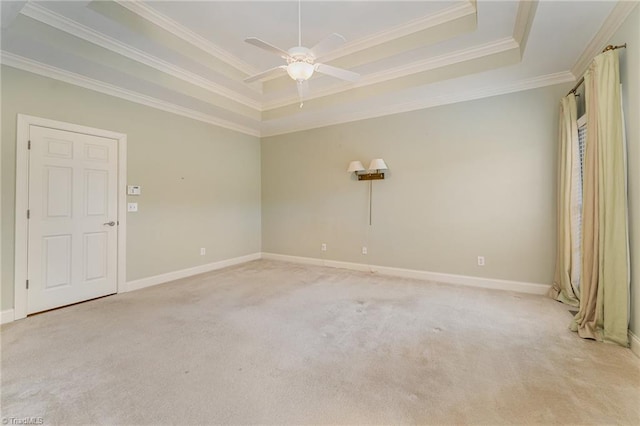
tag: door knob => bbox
[103,221,116,227]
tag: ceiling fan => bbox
[243,0,360,107]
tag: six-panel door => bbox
[27,125,118,314]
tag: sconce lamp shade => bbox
[368,158,388,171]
[347,161,366,173]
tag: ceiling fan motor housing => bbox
[287,46,315,61]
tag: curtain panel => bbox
[550,94,581,306]
[570,50,629,347]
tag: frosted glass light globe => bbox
[287,61,314,81]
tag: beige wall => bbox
[610,5,640,335]
[262,84,569,285]
[1,66,262,311]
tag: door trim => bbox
[14,114,127,320]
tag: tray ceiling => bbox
[0,1,623,136]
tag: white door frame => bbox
[14,114,127,320]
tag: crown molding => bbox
[20,2,262,112]
[571,0,638,78]
[365,38,519,85]
[263,37,520,111]
[261,71,575,137]
[114,0,259,77]
[309,1,476,64]
[1,51,261,137]
[512,0,538,55]
[2,47,572,140]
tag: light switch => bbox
[127,185,141,195]
[127,202,138,212]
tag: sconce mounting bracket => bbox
[358,172,385,181]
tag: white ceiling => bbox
[0,1,628,137]
[149,1,464,71]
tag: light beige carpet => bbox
[1,259,639,425]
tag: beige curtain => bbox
[570,50,629,347]
[549,94,580,306]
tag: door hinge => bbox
[27,209,30,219]
[28,140,31,150]
[26,280,29,289]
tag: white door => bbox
[27,125,118,314]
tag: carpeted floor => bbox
[2,259,639,425]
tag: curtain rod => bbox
[567,43,627,96]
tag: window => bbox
[571,116,586,291]
[578,122,587,186]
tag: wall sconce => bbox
[347,158,388,180]
[347,158,388,225]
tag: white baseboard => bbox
[1,309,15,325]
[125,252,261,292]
[630,331,640,358]
[261,252,551,295]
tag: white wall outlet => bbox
[477,256,485,266]
[127,202,138,212]
[362,247,368,255]
[200,248,206,256]
[321,243,327,252]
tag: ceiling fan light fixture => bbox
[287,61,314,81]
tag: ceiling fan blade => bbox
[297,80,309,107]
[244,66,287,83]
[245,37,290,59]
[314,63,360,82]
[310,33,346,60]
